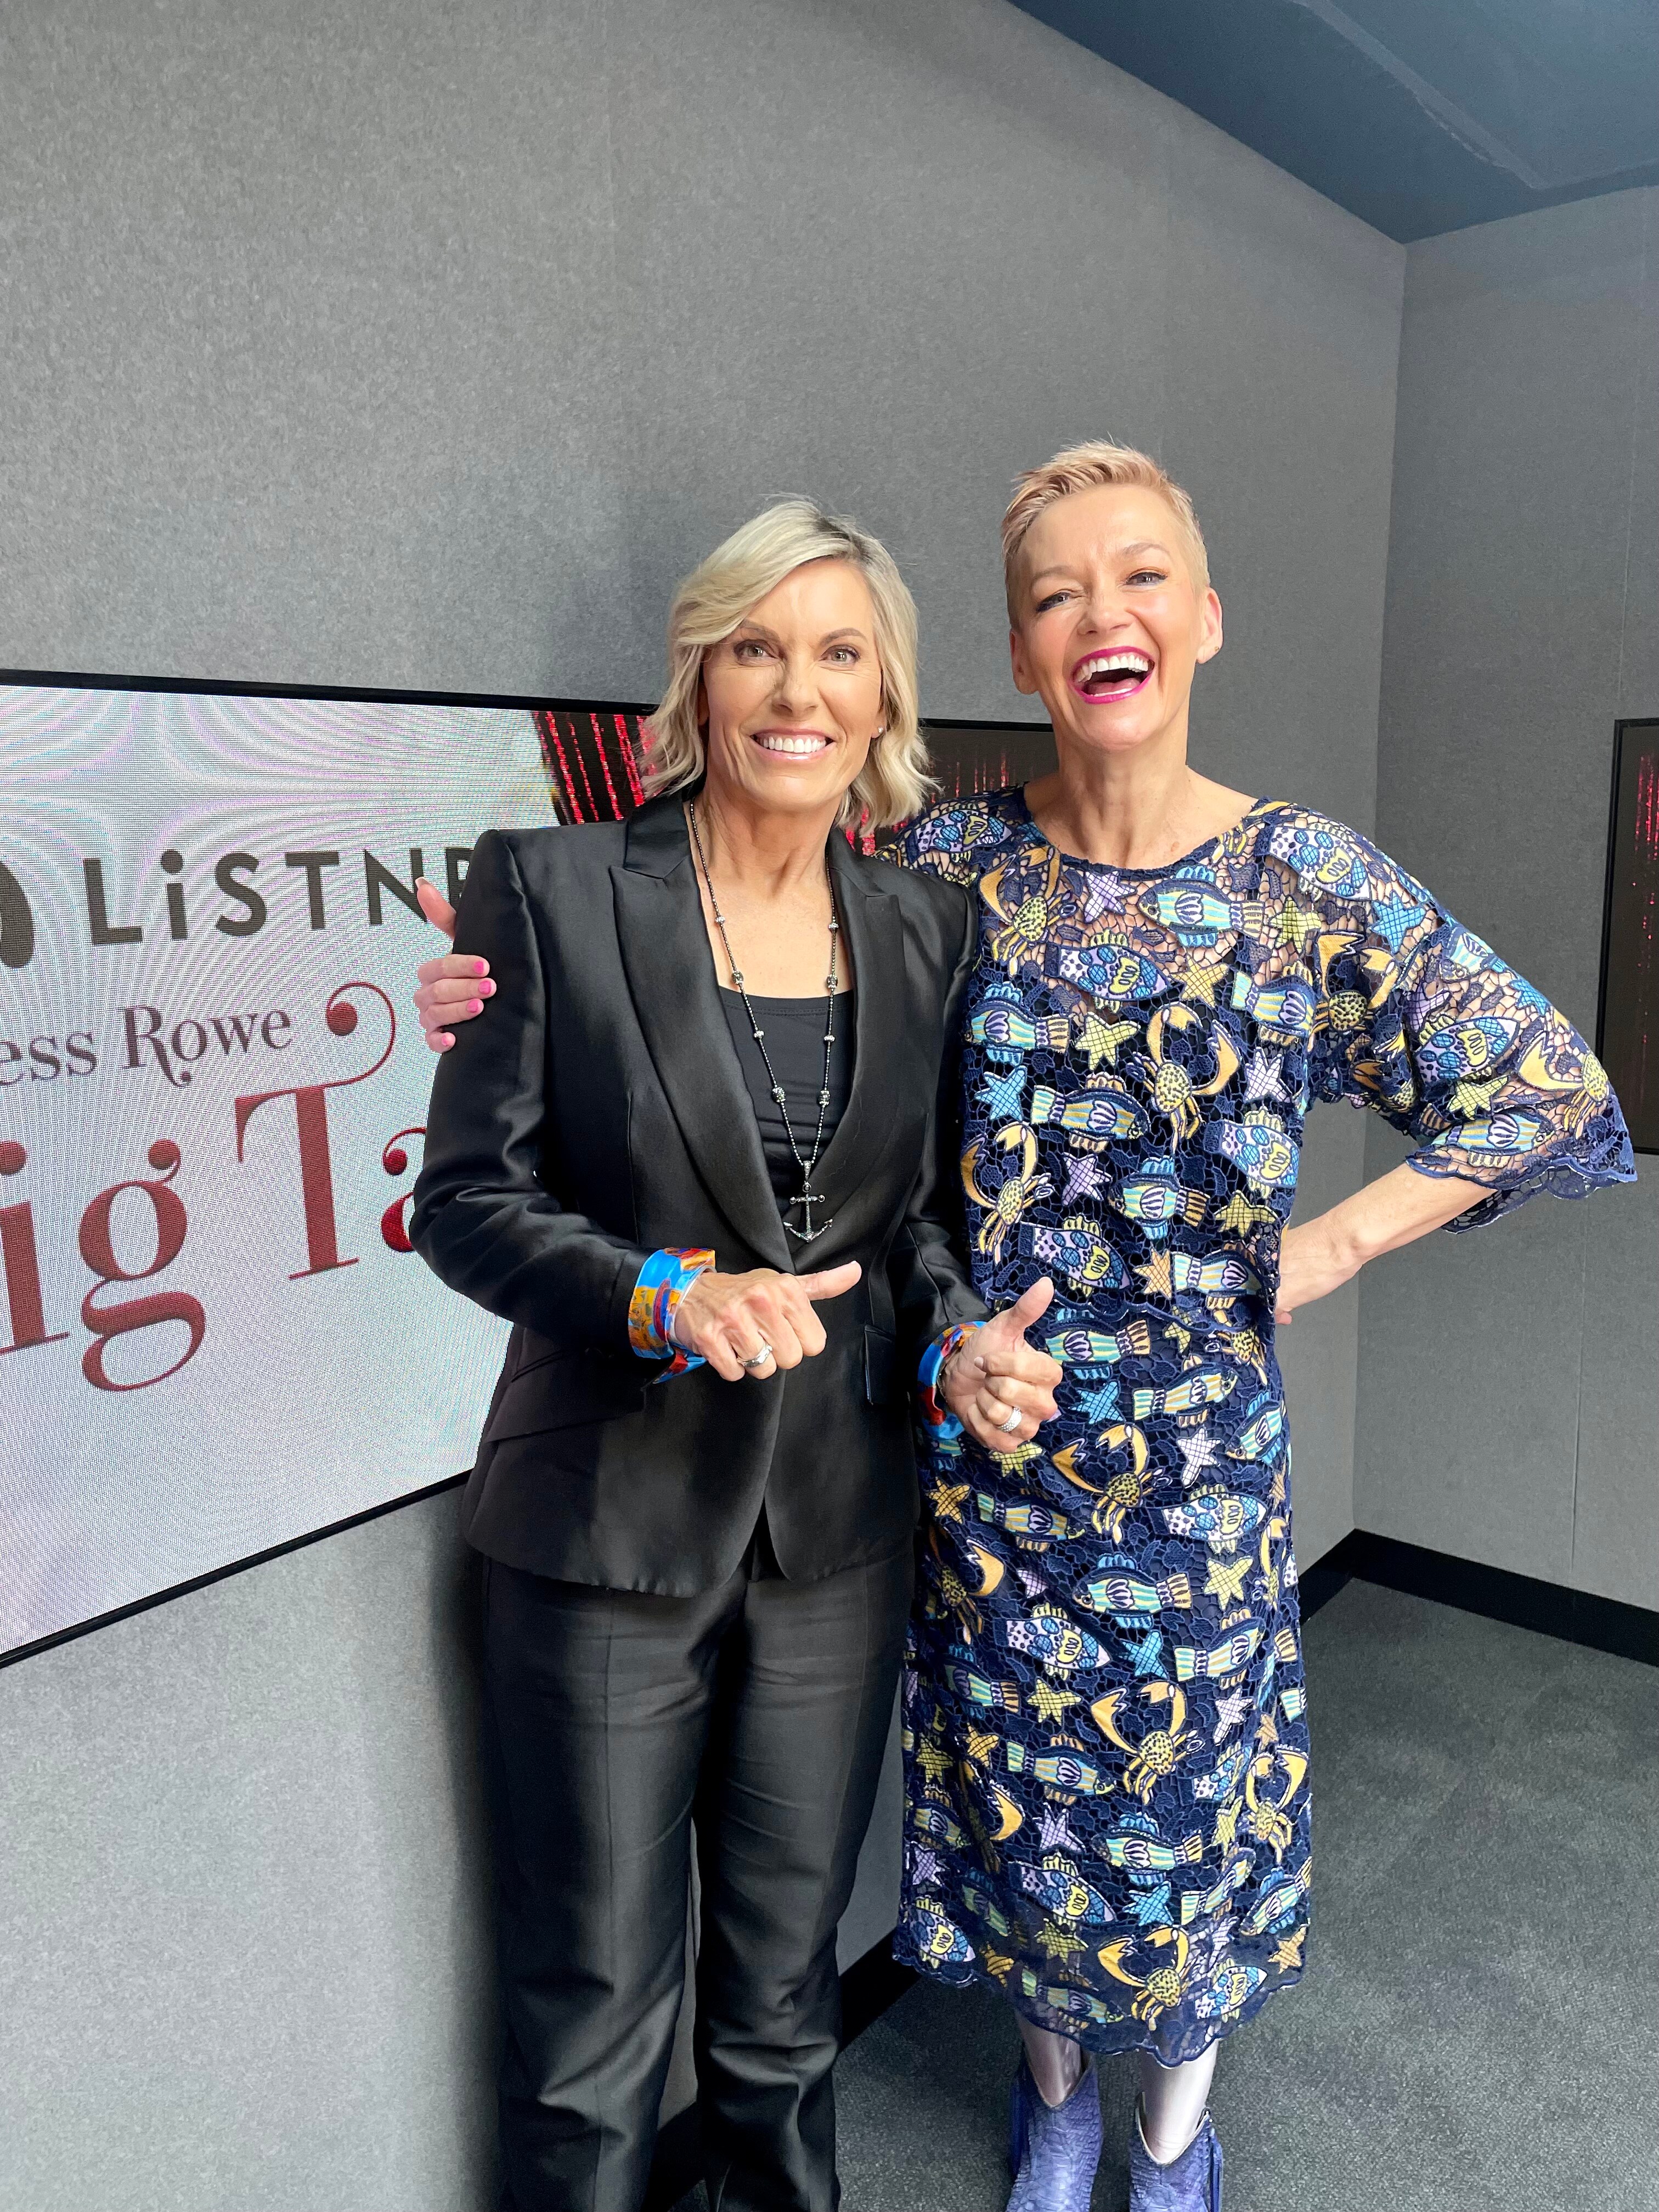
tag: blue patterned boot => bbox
[1006,2053,1103,2211]
[1127,2103,1223,2211]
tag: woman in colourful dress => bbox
[887,443,1632,2211]
[413,444,1633,2212]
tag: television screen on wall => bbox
[0,675,569,1663]
[1598,719,1659,1155]
[0,681,1055,1662]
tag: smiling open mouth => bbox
[1072,651,1153,701]
[753,732,832,757]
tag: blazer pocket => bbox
[483,1350,647,1442]
[863,1327,901,1408]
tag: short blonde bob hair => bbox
[1002,441,1211,618]
[643,499,933,828]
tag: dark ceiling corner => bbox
[1011,0,1659,241]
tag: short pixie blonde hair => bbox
[1002,441,1210,618]
[643,499,933,828]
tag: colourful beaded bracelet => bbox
[628,1246,715,1376]
[917,1321,983,1441]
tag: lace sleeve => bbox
[1307,834,1635,1230]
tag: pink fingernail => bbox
[479,979,496,995]
[473,960,488,976]
[468,999,482,1014]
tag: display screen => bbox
[0,678,603,1662]
[0,684,1054,1663]
[1599,720,1659,1155]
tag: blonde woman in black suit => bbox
[409,501,1062,2212]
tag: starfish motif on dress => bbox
[1277,898,1322,951]
[1216,1188,1277,1235]
[1072,1010,1139,1071]
[906,1842,944,1889]
[1076,1379,1122,1424]
[1038,1803,1085,1852]
[1269,1925,1308,1971]
[1037,1918,1087,1964]
[1205,1555,1252,1606]
[1181,954,1231,1007]
[1371,891,1430,950]
[1076,873,1128,924]
[1211,1689,1251,1741]
[979,1065,1028,1122]
[1062,1153,1105,1204]
[1127,1880,1174,1927]
[965,1724,1000,1769]
[928,1480,969,1521]
[1176,1425,1222,1485]
[915,1735,952,1786]
[1029,1680,1077,1723]
[1243,1046,1290,1103]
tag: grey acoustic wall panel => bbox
[1359,188,1657,1609]
[0,1493,496,2210]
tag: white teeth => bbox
[1077,652,1152,684]
[757,735,829,754]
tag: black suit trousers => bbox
[482,1542,914,2212]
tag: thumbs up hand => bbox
[940,1277,1063,1452]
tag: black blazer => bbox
[409,794,987,1594]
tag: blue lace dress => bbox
[891,789,1634,2063]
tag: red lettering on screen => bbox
[379,1125,426,1254]
[77,1139,207,1391]
[0,1141,69,1357]
[235,980,397,1279]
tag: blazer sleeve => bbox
[409,830,651,1349]
[885,888,990,1361]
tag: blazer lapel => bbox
[611,801,793,1271]
[806,834,923,1255]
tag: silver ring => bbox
[998,1405,1022,1434]
[740,1342,774,1369]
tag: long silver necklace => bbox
[688,800,840,1244]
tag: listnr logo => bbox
[0,860,34,969]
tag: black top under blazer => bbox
[409,794,988,1594]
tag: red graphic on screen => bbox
[1601,730,1658,1150]
[535,709,650,824]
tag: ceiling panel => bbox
[1011,0,1659,239]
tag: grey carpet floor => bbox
[675,1580,1658,2211]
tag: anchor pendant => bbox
[785,1186,834,1243]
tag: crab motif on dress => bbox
[961,1122,1053,1263]
[1090,1679,1196,1802]
[981,845,1063,975]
